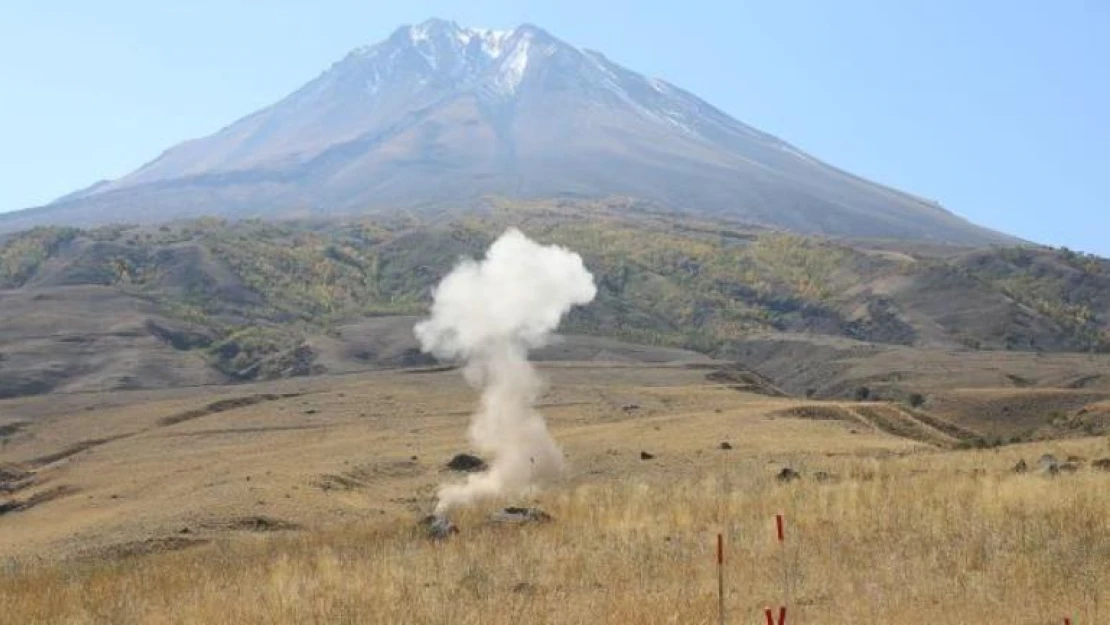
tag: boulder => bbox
[777,468,801,483]
[491,507,553,524]
[446,453,487,473]
[421,515,459,540]
[1037,454,1059,471]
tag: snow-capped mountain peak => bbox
[15,19,1008,246]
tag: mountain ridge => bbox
[4,19,1011,245]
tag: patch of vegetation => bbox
[3,202,1109,372]
[0,227,80,287]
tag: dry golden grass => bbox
[3,441,1110,625]
[0,364,917,560]
[3,364,1110,624]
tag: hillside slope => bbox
[1,205,1106,398]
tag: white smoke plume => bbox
[415,228,596,514]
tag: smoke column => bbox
[415,228,596,514]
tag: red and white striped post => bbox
[773,514,788,625]
[716,532,725,625]
[764,606,788,625]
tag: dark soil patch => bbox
[0,421,28,437]
[347,460,424,480]
[0,463,32,483]
[421,515,459,540]
[0,484,79,516]
[313,473,365,491]
[778,405,854,421]
[854,405,954,446]
[900,406,982,441]
[101,536,210,559]
[207,515,302,532]
[314,459,423,491]
[777,467,801,483]
[446,453,487,472]
[1065,374,1102,389]
[491,507,553,524]
[705,367,786,397]
[29,436,129,466]
[403,364,458,375]
[165,424,326,437]
[0,473,35,495]
[145,319,214,350]
[159,393,301,427]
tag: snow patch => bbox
[409,23,431,44]
[413,41,438,70]
[491,33,532,94]
[454,27,512,59]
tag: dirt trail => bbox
[780,402,976,447]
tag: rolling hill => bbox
[1,203,1107,403]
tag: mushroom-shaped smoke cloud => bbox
[415,228,596,514]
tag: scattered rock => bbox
[101,536,209,559]
[1012,459,1029,473]
[719,442,733,450]
[421,515,458,540]
[491,507,553,524]
[221,516,302,532]
[776,468,801,483]
[313,473,363,491]
[640,451,655,460]
[1092,458,1110,472]
[446,453,487,473]
[1057,462,1080,474]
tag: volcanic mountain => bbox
[4,19,1007,243]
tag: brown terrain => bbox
[1,211,1108,624]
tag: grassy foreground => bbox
[2,448,1108,625]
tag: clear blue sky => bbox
[2,1,1107,254]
